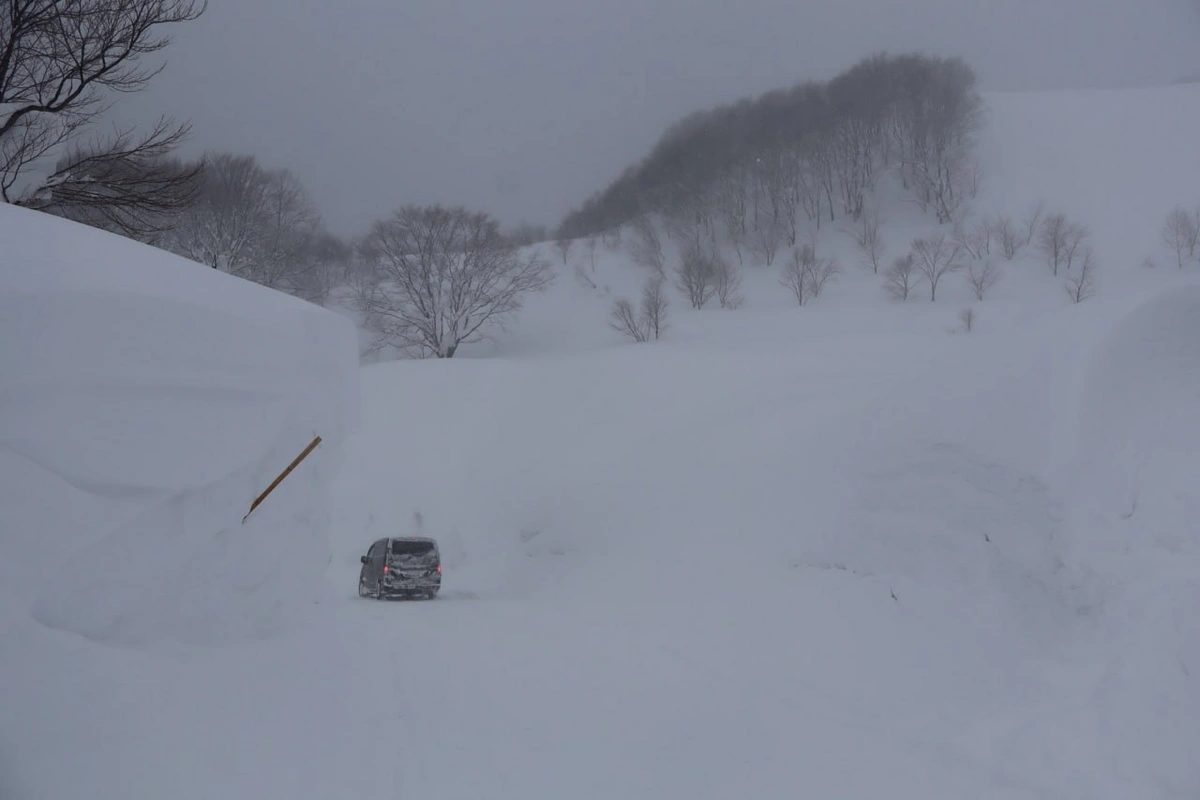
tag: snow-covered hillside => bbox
[4,84,1200,799]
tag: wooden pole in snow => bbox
[242,435,322,524]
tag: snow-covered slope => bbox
[5,84,1200,800]
[0,202,360,646]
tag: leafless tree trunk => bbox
[849,207,884,272]
[642,276,668,339]
[1061,221,1090,272]
[1038,212,1070,276]
[1065,247,1097,304]
[964,258,1001,300]
[357,205,554,358]
[884,254,917,301]
[554,237,572,264]
[911,234,964,301]
[711,249,743,309]
[587,235,599,270]
[1,0,206,228]
[958,308,975,333]
[1021,201,1044,248]
[1162,207,1200,269]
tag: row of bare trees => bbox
[883,207,1097,304]
[158,152,350,303]
[559,52,983,258]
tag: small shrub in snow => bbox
[884,254,917,301]
[609,298,647,342]
[1065,247,1097,304]
[911,234,964,301]
[1161,207,1200,269]
[610,277,669,342]
[958,308,975,333]
[963,258,1001,301]
[780,245,840,306]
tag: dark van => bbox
[358,537,442,600]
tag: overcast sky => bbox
[111,0,1200,237]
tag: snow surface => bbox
[0,202,360,648]
[5,84,1200,799]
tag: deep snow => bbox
[4,83,1200,799]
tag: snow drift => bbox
[0,203,360,646]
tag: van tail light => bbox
[437,565,442,574]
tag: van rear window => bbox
[390,540,434,556]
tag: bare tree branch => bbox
[1,0,206,221]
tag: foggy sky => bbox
[111,0,1200,237]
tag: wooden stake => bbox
[242,435,322,523]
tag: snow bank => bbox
[1057,286,1200,794]
[0,204,360,646]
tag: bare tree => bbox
[1021,201,1044,248]
[1038,212,1082,276]
[642,276,668,339]
[1065,246,1097,304]
[849,207,885,272]
[357,205,553,358]
[1062,221,1090,272]
[1,0,206,228]
[780,244,840,306]
[711,249,743,309]
[952,219,990,261]
[675,242,718,309]
[555,236,572,264]
[807,253,841,299]
[781,246,812,306]
[165,152,323,298]
[911,234,964,301]
[629,214,666,274]
[992,215,1022,260]
[586,235,599,270]
[884,254,917,301]
[1162,207,1200,269]
[958,308,975,333]
[609,298,648,342]
[964,258,1001,300]
[610,276,668,342]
